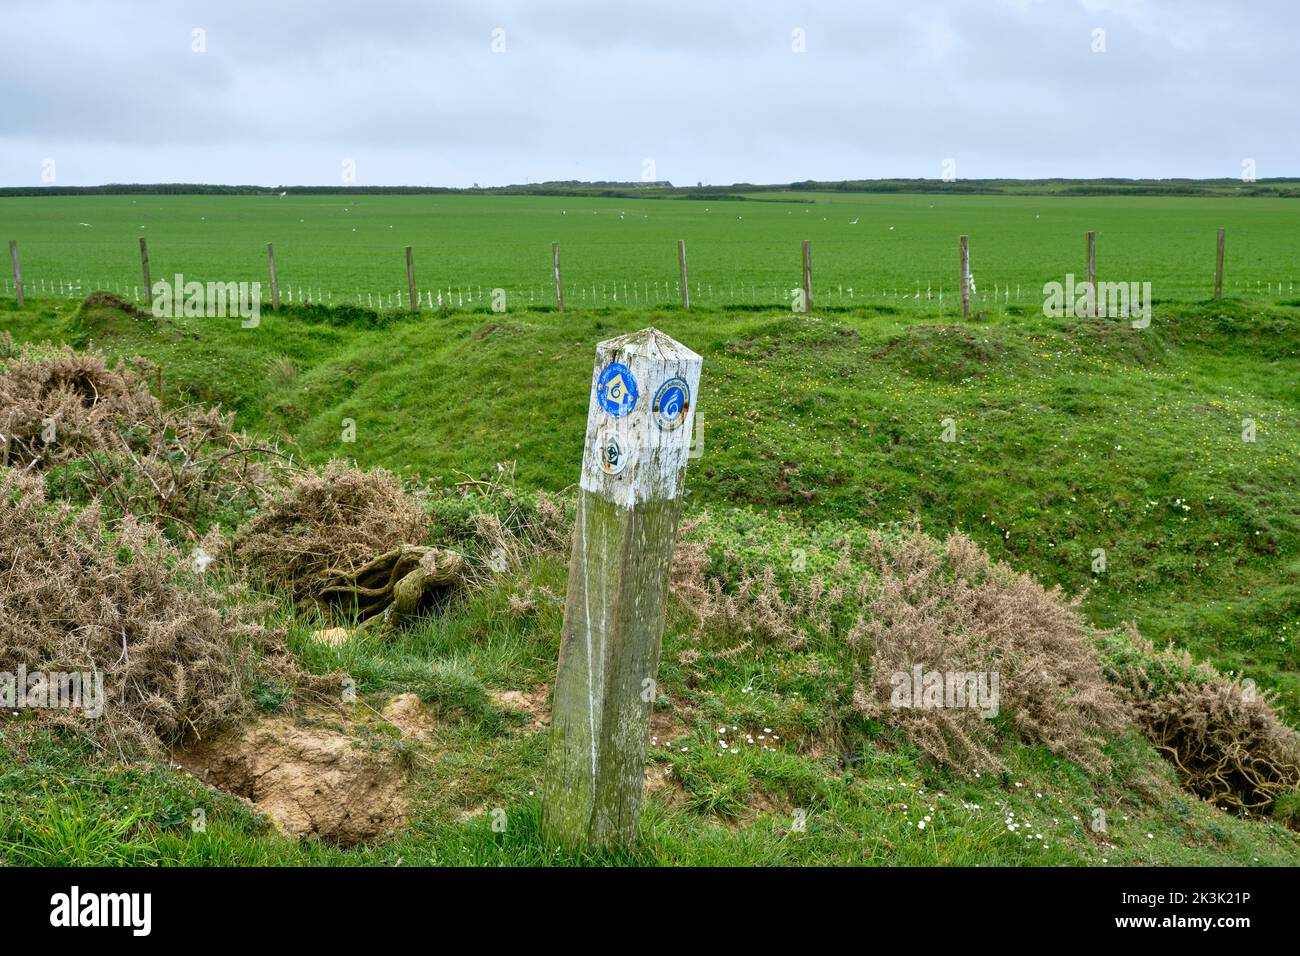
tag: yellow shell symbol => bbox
[605,373,628,404]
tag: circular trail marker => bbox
[652,376,690,431]
[595,362,638,417]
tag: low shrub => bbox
[0,469,288,757]
[1104,631,1300,813]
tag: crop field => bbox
[3,192,1299,310]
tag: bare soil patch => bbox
[381,692,438,739]
[491,685,551,733]
[173,707,411,846]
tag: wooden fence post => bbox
[552,242,564,311]
[1087,231,1097,317]
[1214,228,1225,299]
[8,241,23,307]
[266,243,280,312]
[542,327,702,849]
[959,235,970,317]
[405,246,419,312]
[677,240,689,309]
[138,237,152,309]
[801,240,814,310]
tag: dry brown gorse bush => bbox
[850,530,1128,773]
[229,460,431,601]
[0,469,285,757]
[0,341,288,538]
[1105,631,1300,812]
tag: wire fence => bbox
[4,273,1297,314]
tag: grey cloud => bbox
[0,0,1295,186]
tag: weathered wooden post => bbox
[1086,230,1097,317]
[677,240,690,309]
[959,235,970,317]
[542,327,702,849]
[405,245,419,312]
[1214,228,1225,299]
[138,237,152,309]
[8,241,23,307]
[801,239,814,310]
[552,242,564,311]
[266,242,281,312]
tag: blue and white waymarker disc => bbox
[652,376,690,430]
[596,362,638,417]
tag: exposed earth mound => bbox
[174,704,423,846]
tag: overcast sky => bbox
[1,0,1294,188]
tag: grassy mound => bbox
[63,292,157,347]
[1,296,1297,866]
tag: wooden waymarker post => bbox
[1215,228,1226,299]
[405,245,419,312]
[1086,231,1097,317]
[266,242,281,312]
[138,237,152,309]
[543,327,702,849]
[552,242,564,311]
[8,240,23,307]
[677,240,690,309]
[959,235,970,317]
[801,239,814,310]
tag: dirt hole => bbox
[173,704,419,847]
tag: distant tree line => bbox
[1,178,1296,200]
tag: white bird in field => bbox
[850,217,859,224]
[78,222,92,227]
[279,191,286,197]
[889,225,895,230]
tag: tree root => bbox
[315,545,466,629]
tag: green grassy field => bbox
[2,192,1299,310]
[9,292,1296,711]
[2,291,1299,866]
